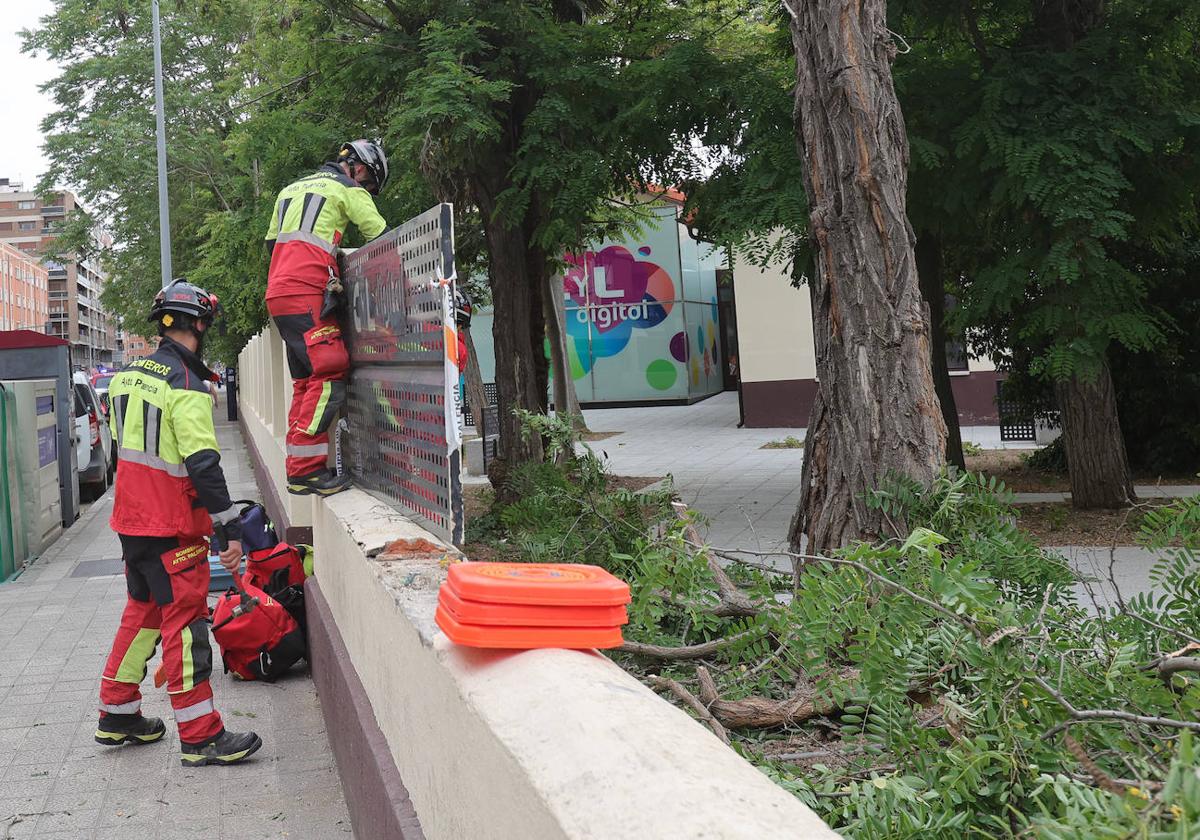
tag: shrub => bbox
[479,413,1200,837]
[1026,436,1067,474]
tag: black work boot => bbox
[180,729,263,767]
[95,713,167,746]
[287,470,350,497]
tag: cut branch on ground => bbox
[647,674,730,744]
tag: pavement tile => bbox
[2,763,60,782]
[43,786,107,812]
[0,778,55,805]
[0,815,41,839]
[30,808,102,835]
[0,416,351,839]
[0,795,49,821]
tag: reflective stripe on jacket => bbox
[108,338,240,539]
[264,163,387,299]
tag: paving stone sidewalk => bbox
[0,415,352,840]
[579,392,1190,601]
[580,391,1040,551]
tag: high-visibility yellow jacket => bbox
[264,162,387,299]
[108,337,240,540]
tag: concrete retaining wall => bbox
[237,324,312,538]
[236,324,840,839]
[313,489,840,840]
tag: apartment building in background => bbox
[0,241,49,331]
[121,331,154,362]
[0,178,115,369]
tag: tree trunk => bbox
[545,273,570,418]
[1033,0,1105,50]
[544,272,588,431]
[783,0,947,557]
[916,233,965,470]
[476,190,546,468]
[462,326,489,437]
[1055,360,1136,509]
[527,242,550,420]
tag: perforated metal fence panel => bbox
[461,382,498,427]
[343,204,464,544]
[996,379,1037,442]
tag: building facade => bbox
[121,331,154,362]
[0,179,115,369]
[0,242,49,332]
[730,243,1002,427]
[470,200,730,406]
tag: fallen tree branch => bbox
[1156,656,1200,685]
[1034,675,1200,737]
[618,628,762,660]
[707,544,982,640]
[647,675,730,745]
[673,502,761,618]
[696,665,838,729]
[655,588,761,619]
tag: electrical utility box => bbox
[0,331,80,531]
[3,379,65,560]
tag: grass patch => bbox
[761,435,805,450]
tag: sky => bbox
[0,0,61,191]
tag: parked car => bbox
[72,371,114,500]
[91,370,115,416]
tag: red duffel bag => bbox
[211,575,306,682]
[244,543,307,593]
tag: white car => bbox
[72,371,114,500]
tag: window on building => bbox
[17,221,37,232]
[17,200,35,210]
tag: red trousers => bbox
[267,292,349,479]
[100,535,223,744]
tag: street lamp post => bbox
[152,0,173,289]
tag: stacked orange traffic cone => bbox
[435,562,631,649]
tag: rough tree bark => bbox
[462,327,489,437]
[1028,0,1130,510]
[916,233,965,470]
[474,178,547,468]
[1033,0,1105,50]
[545,275,570,422]
[783,0,947,556]
[544,272,587,429]
[1056,359,1136,509]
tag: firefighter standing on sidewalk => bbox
[264,139,389,496]
[96,279,262,767]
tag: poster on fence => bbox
[341,203,464,544]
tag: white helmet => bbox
[338,139,389,195]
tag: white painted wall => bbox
[967,354,997,373]
[731,249,817,383]
[236,324,312,528]
[732,241,997,382]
